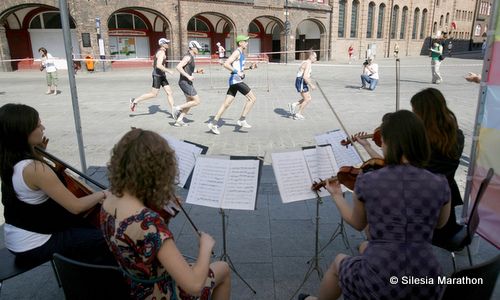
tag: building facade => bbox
[0,0,484,71]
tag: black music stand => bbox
[218,208,257,294]
[395,57,400,111]
[318,192,353,256]
[289,191,324,300]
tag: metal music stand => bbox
[395,57,400,111]
[218,208,256,294]
[318,216,353,256]
[289,191,324,300]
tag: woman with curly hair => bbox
[0,103,112,267]
[411,88,465,246]
[100,129,231,299]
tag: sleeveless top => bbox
[179,52,195,83]
[152,49,167,77]
[229,49,245,85]
[296,61,311,78]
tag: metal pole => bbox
[58,0,87,172]
[285,0,289,64]
[387,0,394,58]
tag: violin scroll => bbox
[341,128,382,148]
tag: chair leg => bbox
[451,252,457,273]
[466,245,473,266]
[51,260,62,288]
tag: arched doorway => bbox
[295,19,325,60]
[187,13,234,58]
[1,4,77,70]
[249,17,284,62]
[107,8,171,60]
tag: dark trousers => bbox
[13,227,116,267]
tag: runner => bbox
[287,50,317,120]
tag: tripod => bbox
[289,192,324,300]
[318,216,353,256]
[218,209,256,294]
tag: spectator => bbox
[360,57,379,91]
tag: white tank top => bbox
[4,159,52,252]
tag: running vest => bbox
[296,61,311,79]
[152,49,167,77]
[179,52,195,82]
[229,49,245,85]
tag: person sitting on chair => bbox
[299,110,451,300]
[410,88,465,246]
[100,128,231,299]
[0,103,113,267]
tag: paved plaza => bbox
[0,53,498,299]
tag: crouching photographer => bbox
[360,57,379,91]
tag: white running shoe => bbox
[172,106,181,120]
[208,123,220,135]
[287,103,297,115]
[174,120,188,127]
[237,119,252,128]
[129,98,137,112]
[294,113,305,120]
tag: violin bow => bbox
[315,81,364,161]
[35,146,107,190]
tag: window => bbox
[29,12,76,29]
[433,22,437,35]
[377,4,386,39]
[249,22,260,33]
[338,0,346,37]
[350,0,359,38]
[400,7,408,39]
[187,18,209,32]
[475,24,482,36]
[108,13,147,30]
[412,8,420,39]
[366,2,376,38]
[391,5,399,39]
[420,9,427,39]
[445,13,449,25]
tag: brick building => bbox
[0,0,484,71]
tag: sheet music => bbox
[303,146,339,197]
[222,160,260,210]
[186,157,229,208]
[161,134,204,187]
[315,129,362,167]
[271,151,316,203]
[186,156,260,210]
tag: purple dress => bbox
[339,165,450,300]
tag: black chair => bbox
[52,253,130,300]
[0,247,59,296]
[435,168,494,272]
[440,254,500,300]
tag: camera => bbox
[363,60,369,66]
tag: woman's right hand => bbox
[199,232,215,252]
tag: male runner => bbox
[207,35,257,135]
[129,38,175,114]
[288,50,317,120]
[172,40,204,127]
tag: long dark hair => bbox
[381,110,430,167]
[0,104,40,183]
[411,88,459,159]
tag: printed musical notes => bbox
[186,156,261,210]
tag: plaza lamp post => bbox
[285,0,290,64]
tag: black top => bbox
[179,52,195,82]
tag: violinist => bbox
[100,129,231,299]
[300,110,450,300]
[411,88,465,247]
[0,103,113,267]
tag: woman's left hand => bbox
[325,178,343,197]
[38,136,49,149]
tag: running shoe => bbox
[129,98,137,112]
[294,113,305,120]
[237,119,252,128]
[174,120,188,127]
[208,123,220,135]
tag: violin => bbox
[311,158,385,191]
[341,127,382,148]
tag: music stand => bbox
[289,191,324,300]
[218,208,256,294]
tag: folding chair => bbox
[440,254,500,300]
[52,253,130,300]
[0,247,59,296]
[434,168,494,272]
